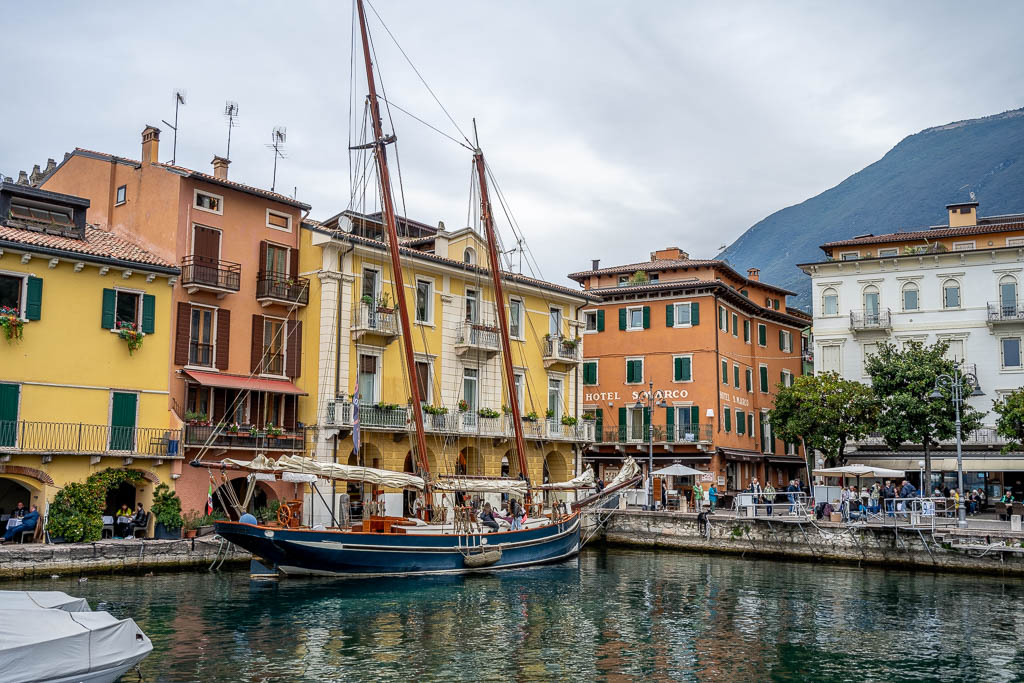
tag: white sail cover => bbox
[0,590,90,612]
[220,454,425,490]
[537,465,596,490]
[434,478,529,495]
[607,457,642,489]
[0,607,152,683]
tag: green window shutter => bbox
[724,407,731,432]
[141,294,156,335]
[737,410,745,435]
[732,313,738,335]
[758,324,766,346]
[760,366,768,392]
[101,288,116,329]
[626,360,633,384]
[690,302,699,326]
[682,357,691,381]
[673,357,683,381]
[25,277,43,321]
[618,308,627,330]
[743,319,750,342]
[780,370,785,386]
[0,383,19,448]
[595,408,603,438]
[745,369,752,392]
[665,304,674,327]
[759,413,766,452]
[748,413,754,436]
[643,406,650,430]
[618,407,627,440]
[109,392,138,451]
[666,405,674,441]
[734,365,740,387]
[721,360,728,384]
[779,329,785,350]
[597,309,605,332]
[642,306,650,329]
[691,405,699,425]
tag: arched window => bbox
[942,279,961,309]
[463,247,476,265]
[862,285,880,316]
[822,288,838,316]
[901,282,919,311]
[999,274,1018,317]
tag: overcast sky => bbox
[3,1,1024,287]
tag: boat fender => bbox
[463,548,502,569]
[239,513,258,525]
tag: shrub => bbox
[47,468,143,543]
[151,483,183,530]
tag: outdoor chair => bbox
[17,524,42,544]
[996,502,1008,520]
[1013,503,1024,519]
[130,512,149,539]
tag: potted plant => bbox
[361,294,374,308]
[423,405,448,415]
[184,410,199,424]
[545,409,555,419]
[582,412,596,421]
[226,422,240,436]
[376,292,394,313]
[248,425,258,438]
[266,422,283,439]
[151,483,184,539]
[182,510,202,539]
[458,399,470,412]
[478,407,501,418]
[561,415,579,426]
[0,306,24,342]
[562,337,580,350]
[523,411,539,423]
[116,320,144,355]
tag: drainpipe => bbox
[713,290,722,490]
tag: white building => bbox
[800,201,1024,497]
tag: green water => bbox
[8,548,1024,682]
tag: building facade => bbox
[41,126,311,513]
[800,200,1024,497]
[297,212,597,520]
[571,247,808,498]
[0,181,179,519]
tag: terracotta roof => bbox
[820,218,1024,249]
[0,223,177,272]
[568,257,794,296]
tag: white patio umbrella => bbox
[652,464,705,477]
[812,464,905,479]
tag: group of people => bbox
[837,480,989,520]
[113,503,147,538]
[1,502,39,544]
[478,499,527,532]
[736,478,806,516]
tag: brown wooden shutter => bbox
[286,320,302,378]
[258,241,268,276]
[194,226,221,266]
[284,395,296,430]
[212,389,226,423]
[251,314,264,374]
[215,309,230,370]
[174,302,190,366]
[252,392,265,428]
[289,246,299,278]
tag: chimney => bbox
[747,268,760,281]
[44,158,56,175]
[211,155,230,180]
[946,201,978,228]
[141,125,161,164]
[16,170,28,185]
[592,259,601,271]
[434,223,450,259]
[29,164,43,186]
[652,247,687,261]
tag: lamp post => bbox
[929,361,983,529]
[635,379,667,510]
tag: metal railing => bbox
[261,352,285,376]
[730,492,813,518]
[352,302,400,336]
[0,420,181,457]
[181,255,241,292]
[601,423,713,445]
[852,426,1008,448]
[182,424,312,451]
[988,301,1024,323]
[256,272,309,306]
[543,336,582,363]
[456,321,500,352]
[850,309,891,331]
[188,341,214,367]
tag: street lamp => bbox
[635,379,667,510]
[929,361,984,528]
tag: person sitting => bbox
[479,503,499,533]
[129,503,147,537]
[1,504,38,544]
[115,504,133,537]
[11,502,26,519]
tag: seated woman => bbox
[115,504,133,537]
[479,503,499,533]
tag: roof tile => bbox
[0,223,175,270]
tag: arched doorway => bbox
[544,451,569,506]
[0,478,33,518]
[463,447,483,476]
[213,477,270,520]
[105,480,137,516]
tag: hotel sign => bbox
[720,390,750,407]
[585,388,689,402]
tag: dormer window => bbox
[9,199,73,227]
[463,247,476,265]
[194,189,223,215]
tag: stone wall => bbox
[0,538,250,580]
[601,510,1024,575]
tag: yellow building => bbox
[0,181,179,517]
[297,211,598,519]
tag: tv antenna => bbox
[224,101,240,160]
[501,236,524,273]
[161,89,186,165]
[267,126,287,192]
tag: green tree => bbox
[769,372,879,477]
[47,468,143,542]
[865,340,984,491]
[993,387,1024,453]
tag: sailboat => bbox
[201,0,641,576]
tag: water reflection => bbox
[8,548,1024,682]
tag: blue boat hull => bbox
[214,513,581,577]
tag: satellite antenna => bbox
[267,126,287,192]
[161,89,186,165]
[224,101,240,160]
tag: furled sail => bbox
[434,478,529,495]
[219,454,426,490]
[607,457,641,489]
[536,465,596,490]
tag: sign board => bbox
[717,476,726,487]
[700,472,714,482]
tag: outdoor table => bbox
[102,516,114,525]
[5,518,22,531]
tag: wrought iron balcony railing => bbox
[256,272,309,306]
[455,321,501,355]
[352,302,400,338]
[182,424,313,451]
[543,336,582,366]
[988,301,1024,323]
[850,309,891,331]
[600,423,713,445]
[0,420,181,457]
[188,341,214,367]
[181,255,241,293]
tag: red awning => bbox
[182,370,306,396]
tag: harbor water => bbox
[7,547,1024,682]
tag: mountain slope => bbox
[719,108,1024,310]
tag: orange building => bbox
[41,126,312,513]
[569,247,810,499]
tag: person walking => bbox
[840,485,851,522]
[692,481,704,514]
[763,482,776,517]
[708,483,718,513]
[869,483,880,515]
[785,480,799,514]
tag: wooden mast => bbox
[355,0,432,495]
[472,133,531,498]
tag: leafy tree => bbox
[769,372,879,476]
[47,468,143,542]
[865,340,984,491]
[993,388,1024,453]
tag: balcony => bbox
[182,424,312,452]
[181,256,241,297]
[351,302,400,342]
[454,321,501,359]
[542,336,582,369]
[851,426,1008,450]
[256,272,309,308]
[600,423,713,446]
[987,301,1024,327]
[0,420,182,460]
[849,309,891,334]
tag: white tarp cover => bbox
[607,457,641,489]
[812,464,906,479]
[0,608,152,683]
[652,464,704,477]
[0,590,90,612]
[221,454,425,490]
[434,478,529,495]
[537,466,596,490]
